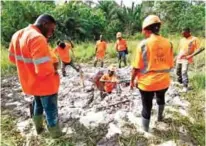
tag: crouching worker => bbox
[55,41,80,76]
[9,14,64,138]
[100,65,119,98]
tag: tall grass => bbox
[1,35,204,75]
[1,46,16,76]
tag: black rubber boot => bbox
[157,105,165,121]
[142,116,150,132]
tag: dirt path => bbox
[1,65,198,146]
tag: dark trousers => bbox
[61,60,79,75]
[118,51,127,68]
[139,88,168,120]
[33,94,58,127]
[176,62,189,87]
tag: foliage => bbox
[1,1,205,47]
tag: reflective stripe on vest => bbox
[9,52,50,65]
[140,42,171,74]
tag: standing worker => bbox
[8,14,64,138]
[94,35,107,67]
[54,41,80,77]
[176,28,201,92]
[130,15,174,132]
[115,32,128,68]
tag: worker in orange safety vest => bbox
[175,27,201,92]
[100,65,119,98]
[8,14,63,138]
[115,32,128,68]
[94,35,107,67]
[130,15,174,132]
[54,40,80,77]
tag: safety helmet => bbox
[142,15,161,30]
[108,64,116,72]
[116,32,122,38]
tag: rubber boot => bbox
[119,61,121,68]
[94,61,97,67]
[62,70,66,77]
[157,105,165,121]
[101,61,104,68]
[123,58,127,67]
[47,124,65,138]
[142,116,150,132]
[33,115,44,134]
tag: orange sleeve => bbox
[115,41,118,51]
[8,42,16,64]
[100,74,108,81]
[29,36,55,77]
[132,42,144,69]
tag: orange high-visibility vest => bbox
[132,34,174,91]
[100,74,117,93]
[115,39,127,51]
[54,43,71,63]
[96,40,107,59]
[177,36,200,63]
[49,46,59,63]
[9,24,60,96]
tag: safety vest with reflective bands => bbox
[177,36,200,63]
[9,25,60,96]
[132,34,174,91]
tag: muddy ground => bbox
[1,65,197,146]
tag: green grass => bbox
[1,46,16,76]
[1,114,26,146]
[1,35,204,75]
[1,35,205,145]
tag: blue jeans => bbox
[118,51,127,68]
[33,94,58,127]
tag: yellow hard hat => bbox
[142,15,161,30]
[116,32,122,38]
[108,64,116,72]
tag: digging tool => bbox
[174,47,205,62]
[78,66,85,88]
[29,102,33,118]
[97,99,130,110]
[186,47,205,58]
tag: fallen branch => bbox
[97,99,130,110]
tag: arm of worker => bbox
[8,42,16,64]
[130,42,145,89]
[130,68,139,90]
[115,41,118,52]
[30,36,56,78]
[100,75,118,83]
[69,41,74,48]
[185,47,205,59]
